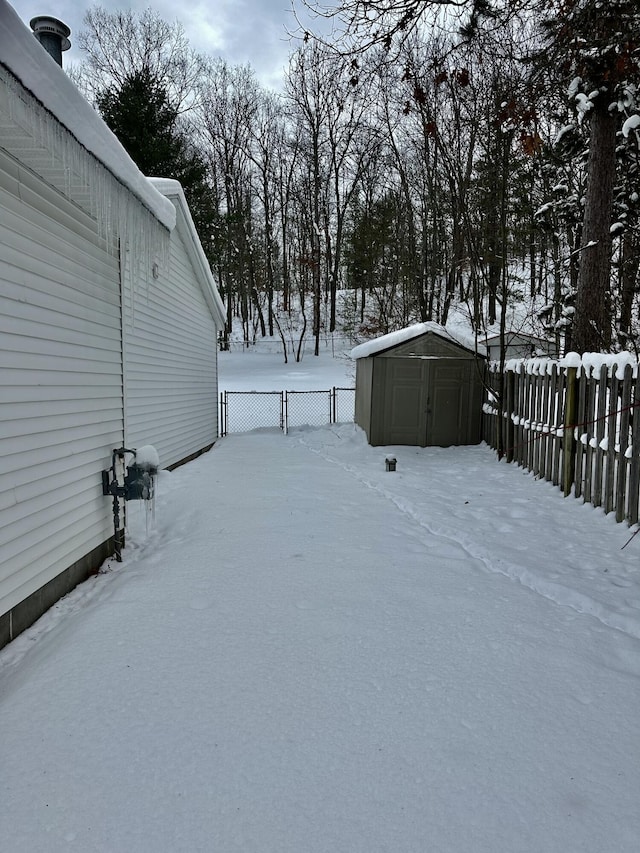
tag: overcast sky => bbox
[8,0,324,89]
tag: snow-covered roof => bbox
[150,178,226,328]
[350,322,486,360]
[0,1,175,231]
[484,331,549,345]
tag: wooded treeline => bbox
[73,2,640,358]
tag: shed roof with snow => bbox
[351,321,486,361]
[352,323,485,447]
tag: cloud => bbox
[7,0,303,89]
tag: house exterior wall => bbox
[0,146,123,632]
[123,206,219,469]
[485,334,555,361]
[0,50,223,648]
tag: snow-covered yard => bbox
[1,347,639,852]
[217,337,355,392]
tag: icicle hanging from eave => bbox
[0,64,171,283]
[119,207,172,334]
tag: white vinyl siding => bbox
[123,210,218,468]
[0,149,123,615]
[1,57,222,642]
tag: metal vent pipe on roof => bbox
[30,16,71,67]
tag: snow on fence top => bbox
[501,351,639,380]
[0,0,176,231]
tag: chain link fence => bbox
[220,391,284,435]
[220,387,355,436]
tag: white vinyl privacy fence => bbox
[219,387,355,437]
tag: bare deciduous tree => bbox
[75,5,204,113]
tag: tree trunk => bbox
[618,230,638,348]
[571,101,617,354]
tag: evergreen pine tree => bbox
[97,67,217,263]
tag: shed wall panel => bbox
[0,149,123,617]
[123,214,219,468]
[354,358,373,439]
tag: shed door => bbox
[383,360,429,446]
[381,358,468,447]
[426,363,466,446]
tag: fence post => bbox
[506,370,515,463]
[573,369,586,498]
[605,372,619,514]
[488,367,499,451]
[593,364,608,508]
[282,391,287,434]
[627,373,640,525]
[563,366,578,497]
[552,369,564,486]
[616,364,633,523]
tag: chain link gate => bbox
[219,387,355,436]
[284,390,331,432]
[332,386,356,425]
[219,391,284,436]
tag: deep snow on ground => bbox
[218,337,355,391]
[1,349,639,852]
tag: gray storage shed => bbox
[351,322,486,447]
